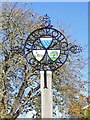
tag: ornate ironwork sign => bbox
[23,14,82,71]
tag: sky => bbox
[31,2,88,78]
[16,2,88,55]
[1,0,89,2]
[31,2,88,46]
[31,2,88,80]
[17,2,88,118]
[1,1,88,118]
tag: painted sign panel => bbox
[48,50,60,61]
[33,50,45,61]
[40,38,52,49]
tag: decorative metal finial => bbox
[23,15,82,71]
[69,45,82,54]
[41,14,51,27]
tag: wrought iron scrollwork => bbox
[41,14,51,27]
[23,14,82,71]
[69,45,82,54]
[24,27,69,71]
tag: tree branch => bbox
[9,77,28,116]
[12,85,40,119]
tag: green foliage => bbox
[84,106,90,119]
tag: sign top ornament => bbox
[41,14,51,27]
[23,14,82,71]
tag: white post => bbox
[40,71,53,118]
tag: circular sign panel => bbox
[23,27,69,71]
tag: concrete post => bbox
[40,71,53,118]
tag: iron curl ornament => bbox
[23,14,82,71]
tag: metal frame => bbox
[23,14,82,72]
[23,27,69,71]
